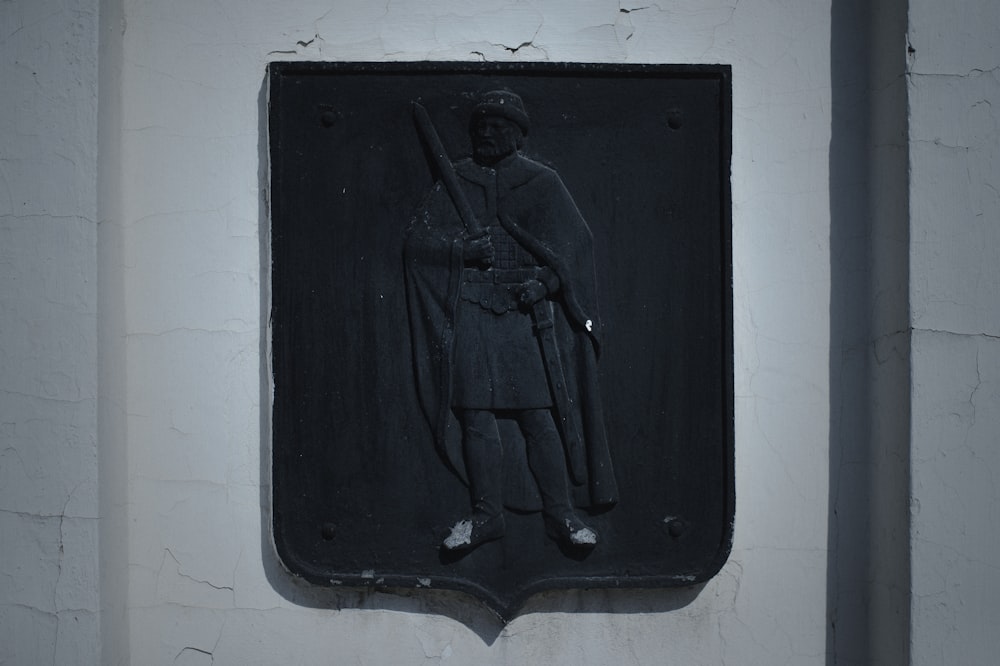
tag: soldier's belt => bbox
[460,268,541,314]
[461,267,541,284]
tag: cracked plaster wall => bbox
[907,1,1000,663]
[4,0,996,663]
[0,1,101,664]
[115,1,837,663]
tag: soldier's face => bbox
[472,117,521,165]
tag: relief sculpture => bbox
[269,63,734,618]
[404,90,618,553]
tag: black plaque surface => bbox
[268,61,732,619]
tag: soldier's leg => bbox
[517,409,598,547]
[442,409,505,550]
[460,409,503,519]
[516,408,573,517]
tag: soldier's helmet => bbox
[471,90,530,136]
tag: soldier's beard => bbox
[473,138,518,166]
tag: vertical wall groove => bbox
[828,0,911,663]
[97,0,129,662]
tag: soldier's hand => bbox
[463,233,493,263]
[517,279,547,308]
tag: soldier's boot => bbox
[518,409,599,548]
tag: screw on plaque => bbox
[666,108,683,130]
[318,104,340,127]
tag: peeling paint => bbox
[443,519,472,549]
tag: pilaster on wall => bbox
[907,1,1000,664]
[0,1,101,663]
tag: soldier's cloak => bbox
[404,153,618,509]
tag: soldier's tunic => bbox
[452,221,553,409]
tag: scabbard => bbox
[531,300,587,484]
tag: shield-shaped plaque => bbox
[268,62,733,620]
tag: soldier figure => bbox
[405,90,617,552]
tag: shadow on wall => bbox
[827,0,910,664]
[827,0,874,662]
[253,73,704,644]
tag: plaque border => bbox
[267,61,734,620]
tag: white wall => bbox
[0,1,101,664]
[2,0,997,663]
[96,0,129,662]
[114,1,836,663]
[907,1,1000,663]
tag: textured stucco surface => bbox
[114,1,835,662]
[2,0,997,663]
[0,1,101,664]
[907,1,1000,663]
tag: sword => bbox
[412,102,587,483]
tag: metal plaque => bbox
[268,61,733,620]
